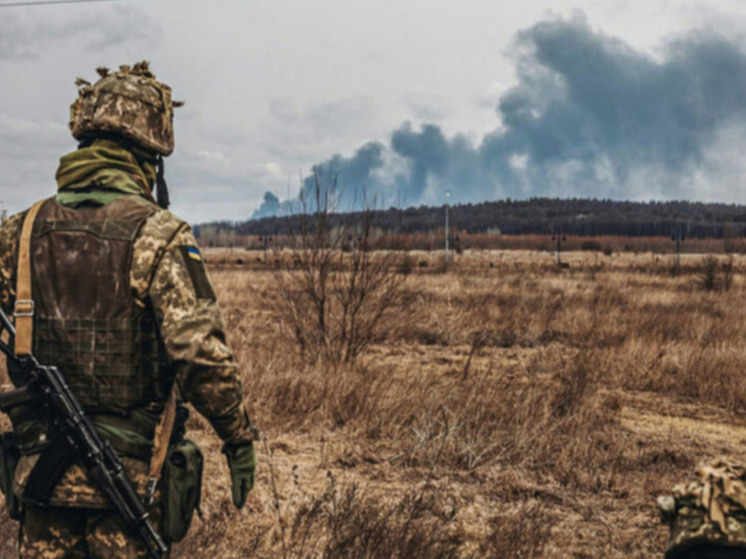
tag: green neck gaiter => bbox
[55,138,157,207]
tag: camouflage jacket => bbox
[659,459,746,558]
[0,195,255,507]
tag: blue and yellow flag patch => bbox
[186,246,202,262]
[178,245,215,300]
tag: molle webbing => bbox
[33,315,162,410]
[26,197,168,413]
[33,218,144,241]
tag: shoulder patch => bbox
[178,245,216,301]
[185,246,202,261]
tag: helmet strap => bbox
[156,155,170,210]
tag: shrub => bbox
[696,255,733,292]
[271,173,407,365]
[698,255,719,291]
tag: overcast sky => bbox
[2,0,746,223]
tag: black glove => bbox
[222,441,256,509]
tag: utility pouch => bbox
[162,439,203,542]
[0,432,21,519]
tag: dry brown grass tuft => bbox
[383,355,626,490]
[285,482,464,559]
[478,501,555,558]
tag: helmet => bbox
[69,61,182,156]
[659,459,746,558]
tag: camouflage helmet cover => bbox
[69,61,182,156]
[659,459,746,558]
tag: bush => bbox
[271,173,407,365]
[696,255,733,292]
[397,253,414,275]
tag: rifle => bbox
[0,306,168,559]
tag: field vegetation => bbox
[3,247,746,557]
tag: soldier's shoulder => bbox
[137,206,189,244]
[131,207,193,297]
[1,211,26,235]
[3,211,25,227]
[0,210,30,253]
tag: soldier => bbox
[0,62,257,557]
[658,459,746,558]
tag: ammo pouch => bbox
[162,439,203,542]
[0,432,21,520]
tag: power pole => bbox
[671,227,685,268]
[348,232,362,259]
[552,227,567,266]
[258,235,272,265]
[444,190,450,269]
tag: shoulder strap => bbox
[15,199,46,356]
[146,383,178,503]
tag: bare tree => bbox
[272,173,407,365]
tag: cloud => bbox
[403,91,451,122]
[196,150,230,164]
[255,12,746,217]
[0,6,158,60]
[269,96,376,134]
[0,112,71,211]
[265,162,284,179]
[83,6,160,51]
[0,13,43,60]
[264,96,380,164]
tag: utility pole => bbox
[445,190,450,269]
[450,232,459,265]
[348,232,362,259]
[258,234,272,265]
[671,227,685,268]
[551,227,567,266]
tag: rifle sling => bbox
[148,385,177,487]
[15,199,47,356]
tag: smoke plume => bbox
[254,13,746,217]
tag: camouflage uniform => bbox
[659,459,746,559]
[20,503,165,559]
[0,63,256,558]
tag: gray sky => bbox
[2,0,746,223]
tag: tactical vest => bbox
[9,196,169,414]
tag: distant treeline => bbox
[195,198,746,241]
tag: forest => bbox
[196,198,746,241]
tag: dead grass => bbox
[5,250,746,557]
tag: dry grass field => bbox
[3,247,746,558]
